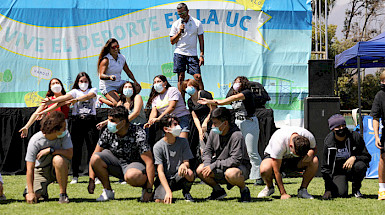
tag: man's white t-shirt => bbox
[169,16,204,56]
[69,88,98,116]
[264,126,316,159]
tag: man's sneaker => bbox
[183,193,195,202]
[258,186,275,198]
[254,178,265,186]
[95,178,102,185]
[58,193,69,204]
[240,187,251,202]
[297,188,314,199]
[206,189,227,200]
[70,177,78,184]
[353,190,363,198]
[96,189,115,202]
[0,194,6,201]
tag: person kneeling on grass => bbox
[258,126,318,199]
[153,114,195,204]
[87,106,155,202]
[196,107,252,202]
[23,111,73,204]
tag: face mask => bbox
[57,129,68,138]
[123,88,133,97]
[168,125,182,137]
[381,84,385,91]
[51,84,62,93]
[233,83,241,91]
[186,86,196,96]
[154,83,164,93]
[79,83,89,91]
[212,122,225,135]
[335,127,347,137]
[107,121,121,133]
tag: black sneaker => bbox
[353,190,363,198]
[240,187,251,202]
[58,193,69,204]
[207,189,227,200]
[183,193,195,202]
[254,178,265,186]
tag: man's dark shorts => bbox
[153,173,192,200]
[173,53,200,75]
[210,164,250,184]
[264,153,305,175]
[96,149,146,180]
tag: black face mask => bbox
[381,84,385,91]
[335,127,347,137]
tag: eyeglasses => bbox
[111,45,119,49]
[178,11,187,16]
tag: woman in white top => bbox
[98,38,140,106]
[42,72,98,184]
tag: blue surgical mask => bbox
[107,121,119,133]
[57,129,68,138]
[154,83,164,93]
[212,122,225,135]
[123,88,133,97]
[186,86,196,96]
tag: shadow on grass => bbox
[0,199,25,204]
[173,197,273,203]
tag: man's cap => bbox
[328,114,346,130]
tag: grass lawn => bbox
[0,175,384,214]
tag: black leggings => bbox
[70,115,98,177]
[323,160,367,197]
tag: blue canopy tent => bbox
[335,31,385,125]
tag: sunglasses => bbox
[111,45,119,49]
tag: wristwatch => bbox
[145,188,153,193]
[50,147,55,154]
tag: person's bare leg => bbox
[124,168,147,187]
[184,169,195,182]
[193,73,204,90]
[196,164,218,187]
[105,91,120,106]
[225,168,245,189]
[52,155,69,194]
[177,72,186,97]
[259,158,274,188]
[299,156,319,188]
[379,153,385,183]
[90,154,112,190]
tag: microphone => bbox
[181,20,185,33]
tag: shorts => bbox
[153,174,192,200]
[173,53,201,75]
[210,164,250,184]
[263,153,304,175]
[96,149,146,180]
[100,80,126,95]
[178,114,191,133]
[23,155,70,198]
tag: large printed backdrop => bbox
[0,0,312,126]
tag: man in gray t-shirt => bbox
[153,114,195,204]
[23,112,73,204]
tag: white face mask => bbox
[233,83,241,91]
[79,83,89,91]
[51,84,62,93]
[168,125,182,137]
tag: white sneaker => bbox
[96,189,115,202]
[298,188,314,199]
[258,186,275,198]
[95,178,102,185]
[70,177,78,184]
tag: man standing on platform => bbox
[371,71,385,200]
[170,2,205,96]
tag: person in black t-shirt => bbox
[321,114,371,199]
[198,76,262,185]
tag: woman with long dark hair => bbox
[42,72,98,184]
[98,38,139,106]
[199,76,262,185]
[144,75,190,139]
[19,78,69,138]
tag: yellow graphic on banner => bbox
[24,91,44,107]
[235,0,265,11]
[141,82,152,89]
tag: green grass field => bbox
[0,175,384,214]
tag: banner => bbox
[362,115,382,178]
[0,0,312,126]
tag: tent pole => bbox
[357,56,362,130]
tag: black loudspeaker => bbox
[308,60,335,97]
[304,97,340,176]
